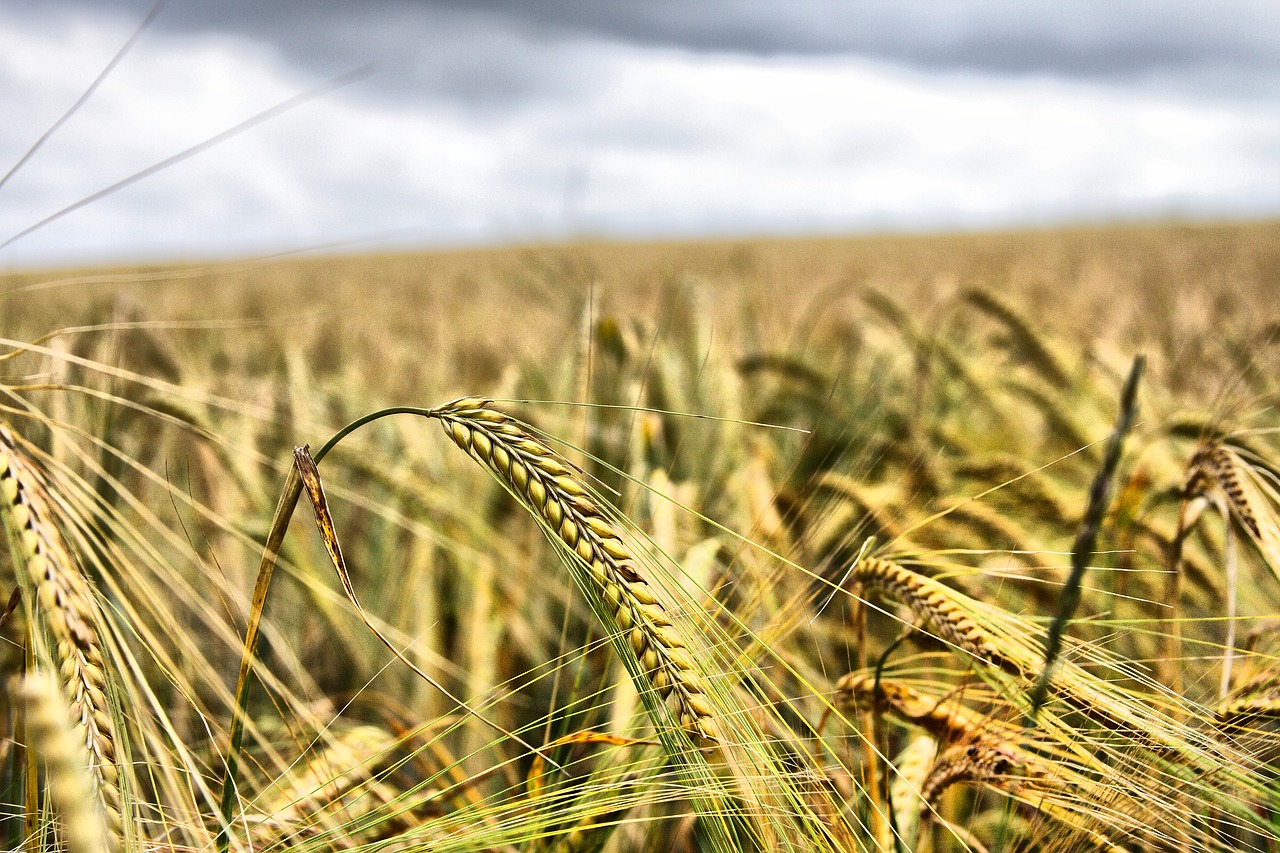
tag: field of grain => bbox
[3,220,1280,851]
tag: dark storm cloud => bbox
[49,0,1280,100]
[428,1,1279,80]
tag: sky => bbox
[1,0,1278,266]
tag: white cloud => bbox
[1,7,1278,267]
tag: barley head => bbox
[431,398,716,740]
[0,425,123,846]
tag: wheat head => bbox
[835,672,1000,747]
[919,740,1033,808]
[431,397,716,740]
[851,557,1007,668]
[17,672,110,853]
[1183,443,1262,538]
[0,425,123,846]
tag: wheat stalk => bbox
[0,425,123,847]
[431,397,717,739]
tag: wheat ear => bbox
[835,673,999,746]
[541,770,646,853]
[846,561,1177,751]
[850,557,1007,668]
[1217,667,1280,725]
[919,741,1030,808]
[961,287,1072,388]
[837,675,1046,808]
[432,398,716,739]
[1183,443,1262,538]
[17,672,110,853]
[0,426,122,845]
[918,740,1134,853]
[1180,442,1264,698]
[888,734,937,851]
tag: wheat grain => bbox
[0,425,123,846]
[431,397,716,740]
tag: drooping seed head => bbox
[431,398,716,740]
[0,426,123,847]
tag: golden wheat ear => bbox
[1177,440,1280,696]
[849,557,1009,669]
[0,425,123,849]
[1217,666,1280,725]
[432,397,717,740]
[960,286,1074,389]
[1182,443,1263,539]
[919,739,1033,808]
[17,672,110,853]
[835,672,1004,747]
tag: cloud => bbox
[49,0,1280,101]
[1,3,1278,265]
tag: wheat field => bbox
[3,219,1280,852]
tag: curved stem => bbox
[313,405,437,463]
[218,405,435,851]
